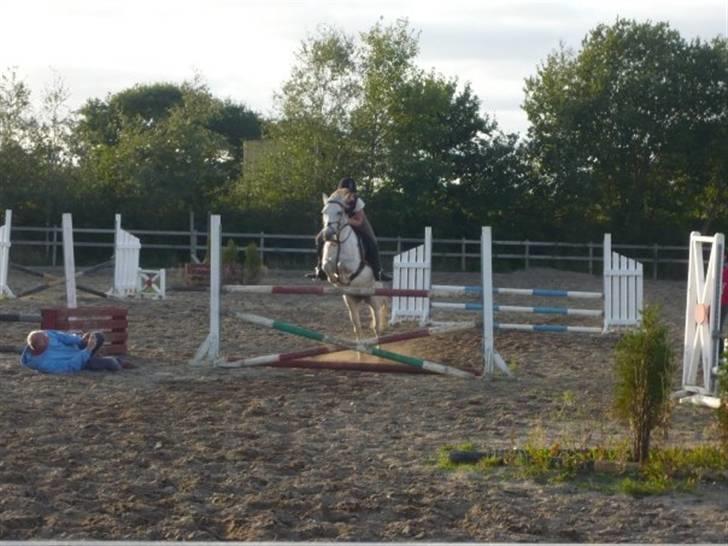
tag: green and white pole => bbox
[233,311,476,379]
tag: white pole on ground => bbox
[62,213,77,308]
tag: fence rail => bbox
[7,223,695,279]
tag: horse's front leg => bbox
[368,296,387,337]
[343,296,364,359]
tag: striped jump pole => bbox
[231,311,476,379]
[495,322,603,334]
[220,321,479,368]
[432,302,603,317]
[0,312,41,323]
[493,287,602,299]
[223,284,479,298]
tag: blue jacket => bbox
[20,330,91,374]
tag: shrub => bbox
[222,239,242,282]
[613,305,675,464]
[244,242,262,284]
[716,364,728,451]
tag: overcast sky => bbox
[2,0,726,135]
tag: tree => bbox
[73,80,262,228]
[523,19,728,242]
[239,19,518,237]
[237,25,360,227]
[0,69,77,226]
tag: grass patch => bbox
[437,443,728,496]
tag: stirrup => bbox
[305,268,326,280]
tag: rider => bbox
[306,177,392,282]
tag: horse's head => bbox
[321,189,351,241]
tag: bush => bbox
[222,239,242,282]
[244,242,262,284]
[716,364,728,451]
[613,305,675,464]
[222,239,240,266]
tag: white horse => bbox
[320,189,388,340]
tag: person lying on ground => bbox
[20,330,133,374]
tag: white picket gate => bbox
[109,214,165,299]
[110,214,142,297]
[390,227,432,325]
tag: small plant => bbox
[613,305,675,465]
[222,239,240,266]
[716,364,728,451]
[221,239,242,282]
[441,442,728,496]
[244,241,263,284]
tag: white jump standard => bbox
[674,231,725,409]
[0,210,13,298]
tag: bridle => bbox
[322,198,365,283]
[322,199,354,244]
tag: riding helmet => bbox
[337,177,357,193]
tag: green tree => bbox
[524,19,728,242]
[239,19,517,237]
[73,80,262,227]
[238,25,359,226]
[0,69,77,226]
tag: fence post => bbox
[524,240,530,269]
[52,225,58,267]
[653,243,659,280]
[189,212,198,263]
[396,235,401,256]
[44,223,50,262]
[588,241,594,275]
[461,237,466,271]
[259,232,265,262]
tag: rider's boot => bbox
[304,235,327,280]
[367,246,392,282]
[305,264,327,280]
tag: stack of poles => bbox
[0,311,41,353]
[192,216,503,378]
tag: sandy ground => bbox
[0,265,726,542]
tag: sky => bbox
[1,0,726,136]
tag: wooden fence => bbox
[7,222,693,280]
